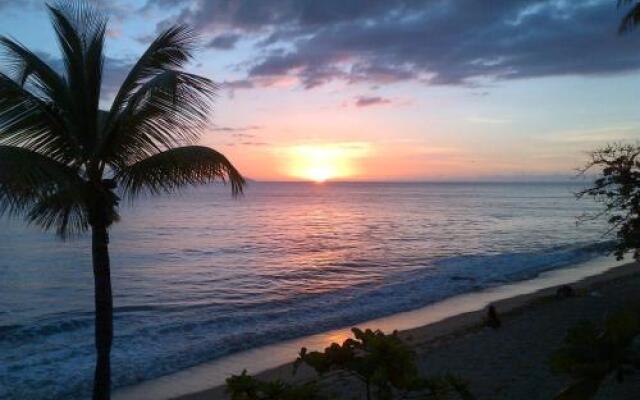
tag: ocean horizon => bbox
[0,181,611,399]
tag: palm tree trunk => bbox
[365,378,371,400]
[92,221,113,400]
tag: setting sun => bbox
[285,143,371,182]
[306,166,332,183]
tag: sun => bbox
[293,146,341,182]
[285,144,370,183]
[306,166,332,183]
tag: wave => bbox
[1,241,612,400]
[103,241,612,389]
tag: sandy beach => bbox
[172,261,640,400]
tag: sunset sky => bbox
[1,0,639,181]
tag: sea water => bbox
[0,182,611,399]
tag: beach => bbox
[169,261,640,400]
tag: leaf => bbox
[100,70,216,165]
[619,2,640,33]
[116,146,245,198]
[604,310,640,346]
[0,0,243,238]
[553,378,603,400]
[0,145,88,237]
[225,370,327,400]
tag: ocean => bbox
[0,182,610,399]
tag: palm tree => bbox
[619,0,640,33]
[0,2,244,399]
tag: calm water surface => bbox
[0,182,608,399]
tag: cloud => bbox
[212,125,265,144]
[207,33,241,49]
[146,0,640,90]
[212,124,262,132]
[231,133,256,139]
[354,96,392,108]
[102,57,134,98]
[221,79,255,90]
[223,140,270,147]
[240,141,269,146]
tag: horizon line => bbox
[243,178,593,184]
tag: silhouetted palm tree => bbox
[619,0,640,33]
[0,2,244,399]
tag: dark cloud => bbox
[145,0,640,89]
[207,33,241,49]
[102,57,134,98]
[355,96,392,107]
[221,79,255,90]
[145,0,415,31]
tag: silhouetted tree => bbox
[619,0,640,33]
[0,2,244,399]
[577,144,640,260]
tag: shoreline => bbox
[113,257,637,400]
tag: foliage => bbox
[294,328,474,400]
[0,1,244,398]
[550,309,640,400]
[618,0,640,33]
[0,1,245,238]
[225,370,327,400]
[577,144,640,260]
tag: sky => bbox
[0,0,639,181]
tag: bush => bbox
[550,309,640,399]
[294,327,474,400]
[578,143,640,260]
[226,370,327,400]
[226,328,474,400]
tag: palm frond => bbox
[0,146,86,233]
[26,186,91,238]
[116,145,245,198]
[1,1,242,240]
[47,1,107,153]
[0,72,79,163]
[101,70,216,165]
[83,10,107,129]
[0,36,69,103]
[619,0,640,33]
[108,25,196,115]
